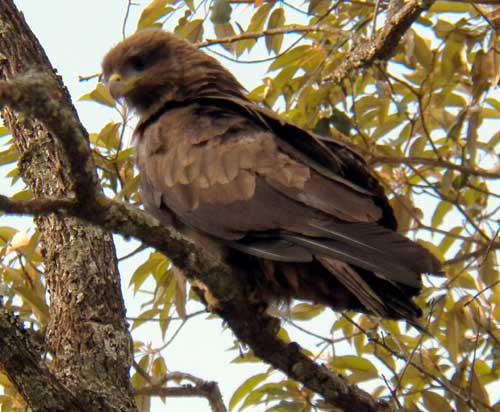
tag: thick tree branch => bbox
[0,73,98,203]
[0,196,75,215]
[0,72,394,412]
[324,0,436,84]
[0,308,85,412]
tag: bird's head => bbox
[102,29,245,116]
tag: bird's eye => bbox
[129,54,148,71]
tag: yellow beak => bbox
[107,72,124,99]
[109,73,121,82]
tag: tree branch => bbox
[196,24,344,48]
[0,72,98,204]
[0,72,395,412]
[324,0,436,84]
[0,307,85,412]
[0,196,75,215]
[370,156,500,179]
[134,371,226,412]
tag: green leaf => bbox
[247,3,273,33]
[417,239,444,262]
[131,308,160,330]
[441,32,466,79]
[175,18,204,43]
[265,8,285,54]
[269,45,311,71]
[372,114,402,139]
[331,355,378,373]
[0,125,9,137]
[80,83,116,107]
[446,308,460,363]
[422,392,453,412]
[308,0,330,15]
[229,373,268,411]
[0,146,18,165]
[0,227,17,245]
[91,122,120,149]
[480,251,498,287]
[430,1,472,13]
[330,108,352,136]
[409,136,427,156]
[235,3,273,56]
[210,0,232,24]
[137,0,174,29]
[413,30,433,70]
[277,327,290,342]
[151,356,167,379]
[129,252,166,292]
[470,367,490,405]
[438,226,462,254]
[431,201,453,228]
[290,303,324,320]
[238,388,265,411]
[15,284,49,324]
[11,188,33,201]
[214,23,236,53]
[486,129,500,152]
[447,107,467,141]
[267,400,307,412]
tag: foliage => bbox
[0,1,499,412]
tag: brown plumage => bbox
[102,29,441,322]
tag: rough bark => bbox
[0,2,136,411]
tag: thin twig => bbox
[196,25,343,48]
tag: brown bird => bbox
[102,29,441,323]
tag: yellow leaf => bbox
[151,357,167,379]
[93,122,120,148]
[0,125,9,137]
[210,0,232,24]
[173,267,186,319]
[479,250,499,287]
[80,83,115,107]
[137,0,174,29]
[290,303,324,320]
[7,230,31,253]
[214,22,236,53]
[471,368,490,405]
[175,18,204,43]
[229,373,268,411]
[330,355,378,376]
[446,309,460,363]
[422,392,453,412]
[265,8,284,54]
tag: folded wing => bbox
[135,97,441,320]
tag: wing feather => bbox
[134,97,441,320]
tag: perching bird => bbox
[102,29,441,322]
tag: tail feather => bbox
[281,233,422,288]
[318,257,387,316]
[307,221,442,280]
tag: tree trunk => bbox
[0,2,136,411]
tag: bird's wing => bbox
[135,99,441,290]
